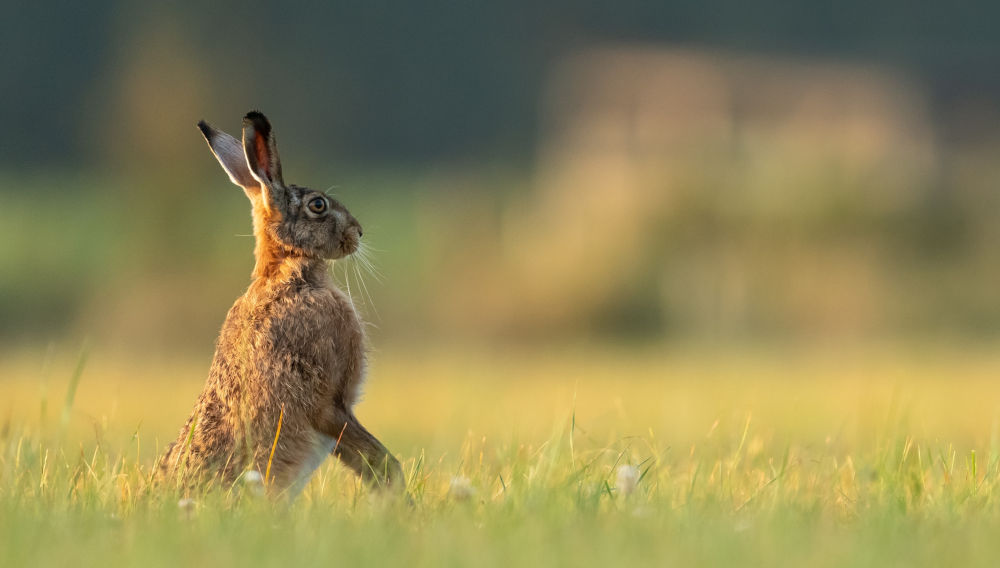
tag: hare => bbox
[158,111,403,497]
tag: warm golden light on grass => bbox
[6,342,1000,453]
[4,341,1000,567]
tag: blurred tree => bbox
[5,0,1000,171]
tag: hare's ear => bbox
[241,111,288,213]
[197,120,261,198]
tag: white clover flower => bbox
[177,497,197,518]
[243,470,264,484]
[242,470,266,496]
[615,464,641,496]
[449,476,476,501]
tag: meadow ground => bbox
[4,341,1000,567]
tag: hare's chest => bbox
[325,288,367,406]
[300,287,367,406]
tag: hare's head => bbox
[198,111,362,264]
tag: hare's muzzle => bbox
[338,222,362,256]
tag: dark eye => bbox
[307,196,328,214]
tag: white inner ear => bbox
[207,131,259,190]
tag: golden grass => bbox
[4,341,1000,459]
[4,340,1000,567]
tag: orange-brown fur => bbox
[158,111,403,495]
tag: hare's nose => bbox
[357,227,363,238]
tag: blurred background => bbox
[3,2,1000,369]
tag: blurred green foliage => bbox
[5,2,1000,168]
[5,2,1000,349]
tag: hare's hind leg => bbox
[331,413,404,489]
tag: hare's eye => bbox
[307,197,328,214]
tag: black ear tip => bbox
[197,120,214,141]
[243,110,271,135]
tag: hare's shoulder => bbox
[229,281,359,338]
[283,282,359,325]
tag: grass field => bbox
[4,341,1000,567]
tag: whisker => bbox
[355,254,378,283]
[356,242,385,282]
[359,239,386,254]
[354,262,381,322]
[338,260,356,309]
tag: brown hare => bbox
[158,111,403,497]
